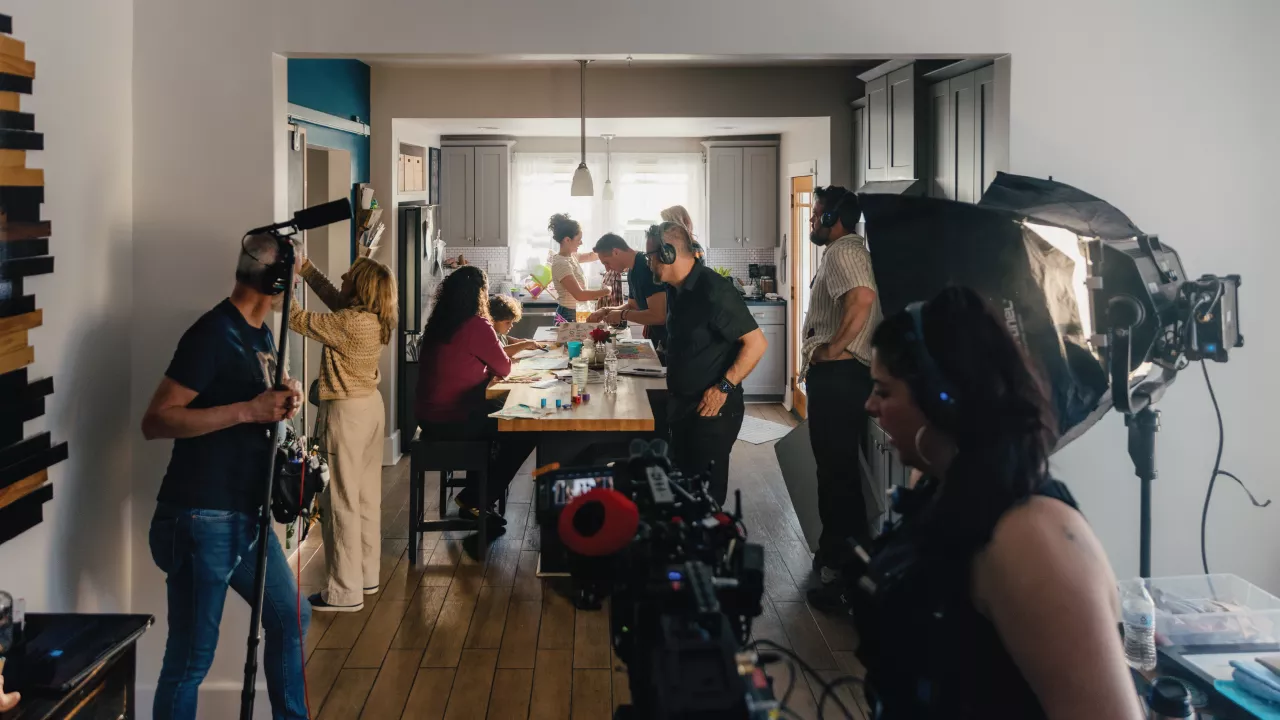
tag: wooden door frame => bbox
[789,175,814,418]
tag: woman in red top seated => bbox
[416,266,536,527]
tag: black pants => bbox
[807,359,874,566]
[668,390,744,506]
[418,401,536,507]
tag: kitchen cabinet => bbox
[858,62,933,186]
[440,143,510,246]
[704,143,779,248]
[852,105,866,192]
[741,303,786,398]
[927,64,1006,203]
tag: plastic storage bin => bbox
[1144,574,1280,647]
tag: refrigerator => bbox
[397,204,441,452]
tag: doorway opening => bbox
[789,174,814,417]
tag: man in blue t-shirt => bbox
[141,233,306,720]
[587,233,668,356]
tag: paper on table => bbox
[489,403,557,420]
[531,378,561,389]
[519,356,569,371]
[512,348,547,360]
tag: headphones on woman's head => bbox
[905,300,960,426]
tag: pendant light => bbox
[601,134,615,200]
[570,60,594,197]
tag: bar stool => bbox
[408,429,492,565]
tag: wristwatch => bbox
[716,376,737,394]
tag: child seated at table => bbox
[489,294,547,358]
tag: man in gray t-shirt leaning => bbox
[801,186,883,610]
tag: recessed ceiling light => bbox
[477,126,500,131]
[715,126,738,131]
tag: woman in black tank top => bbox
[849,287,1142,719]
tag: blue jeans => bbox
[149,503,311,720]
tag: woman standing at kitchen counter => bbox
[548,212,609,321]
[661,205,704,263]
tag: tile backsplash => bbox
[704,247,777,279]
[444,246,509,278]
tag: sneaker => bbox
[363,586,379,596]
[455,497,508,527]
[819,566,842,585]
[308,593,363,613]
[806,584,851,614]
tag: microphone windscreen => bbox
[559,489,639,557]
[295,199,352,231]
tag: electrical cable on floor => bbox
[749,639,858,720]
[818,675,867,720]
[1199,360,1271,574]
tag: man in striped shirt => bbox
[801,186,882,609]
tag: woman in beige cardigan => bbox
[289,254,397,612]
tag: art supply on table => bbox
[582,393,590,402]
[555,399,562,409]
[566,340,583,358]
[613,341,658,361]
[541,398,547,408]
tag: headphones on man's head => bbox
[241,233,294,296]
[819,188,861,231]
[904,300,960,426]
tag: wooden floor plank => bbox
[808,601,859,652]
[483,545,521,587]
[497,600,543,669]
[446,562,487,602]
[383,549,429,600]
[485,668,534,720]
[611,669,631,713]
[443,649,499,720]
[464,585,513,649]
[512,551,543,602]
[347,598,410,667]
[762,547,806,603]
[571,669,613,720]
[422,538,464,587]
[572,605,611,669]
[305,611,336,662]
[528,649,572,720]
[317,668,379,720]
[318,602,376,649]
[774,601,837,670]
[402,667,455,720]
[421,597,479,668]
[538,590,576,650]
[360,649,424,720]
[305,648,349,715]
[392,585,450,649]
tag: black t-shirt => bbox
[628,252,667,348]
[664,264,759,416]
[156,299,277,514]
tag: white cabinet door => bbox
[707,147,744,248]
[864,75,889,182]
[742,146,778,248]
[743,323,786,396]
[474,145,508,247]
[887,65,916,180]
[440,146,474,245]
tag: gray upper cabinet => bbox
[927,63,1006,204]
[439,144,510,246]
[473,146,509,247]
[440,146,474,245]
[863,76,889,182]
[707,147,743,248]
[852,106,866,192]
[887,66,916,179]
[705,143,778,248]
[742,146,778,248]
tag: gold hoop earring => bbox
[914,426,932,468]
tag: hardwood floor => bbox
[293,404,868,719]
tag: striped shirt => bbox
[800,233,881,377]
[549,253,587,309]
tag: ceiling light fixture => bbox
[601,134,615,201]
[477,126,499,131]
[571,60,594,197]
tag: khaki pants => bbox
[317,392,385,606]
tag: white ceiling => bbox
[404,117,820,137]
[360,54,877,69]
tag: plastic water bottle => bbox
[1121,578,1157,671]
[571,354,589,396]
[603,343,619,395]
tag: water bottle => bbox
[1121,578,1158,671]
[603,343,619,395]
[571,354,589,396]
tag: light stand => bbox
[238,199,351,720]
[1126,403,1160,579]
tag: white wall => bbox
[0,0,133,612]
[130,0,1280,713]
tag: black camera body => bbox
[536,439,774,719]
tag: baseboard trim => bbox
[383,430,401,466]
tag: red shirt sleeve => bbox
[465,316,513,378]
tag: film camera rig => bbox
[536,439,778,720]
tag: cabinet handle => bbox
[744,237,750,245]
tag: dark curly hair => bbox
[548,213,581,244]
[872,286,1057,546]
[423,266,489,347]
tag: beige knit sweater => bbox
[288,261,385,401]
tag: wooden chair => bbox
[407,429,492,564]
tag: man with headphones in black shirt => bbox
[801,186,883,609]
[140,232,308,720]
[647,221,768,505]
